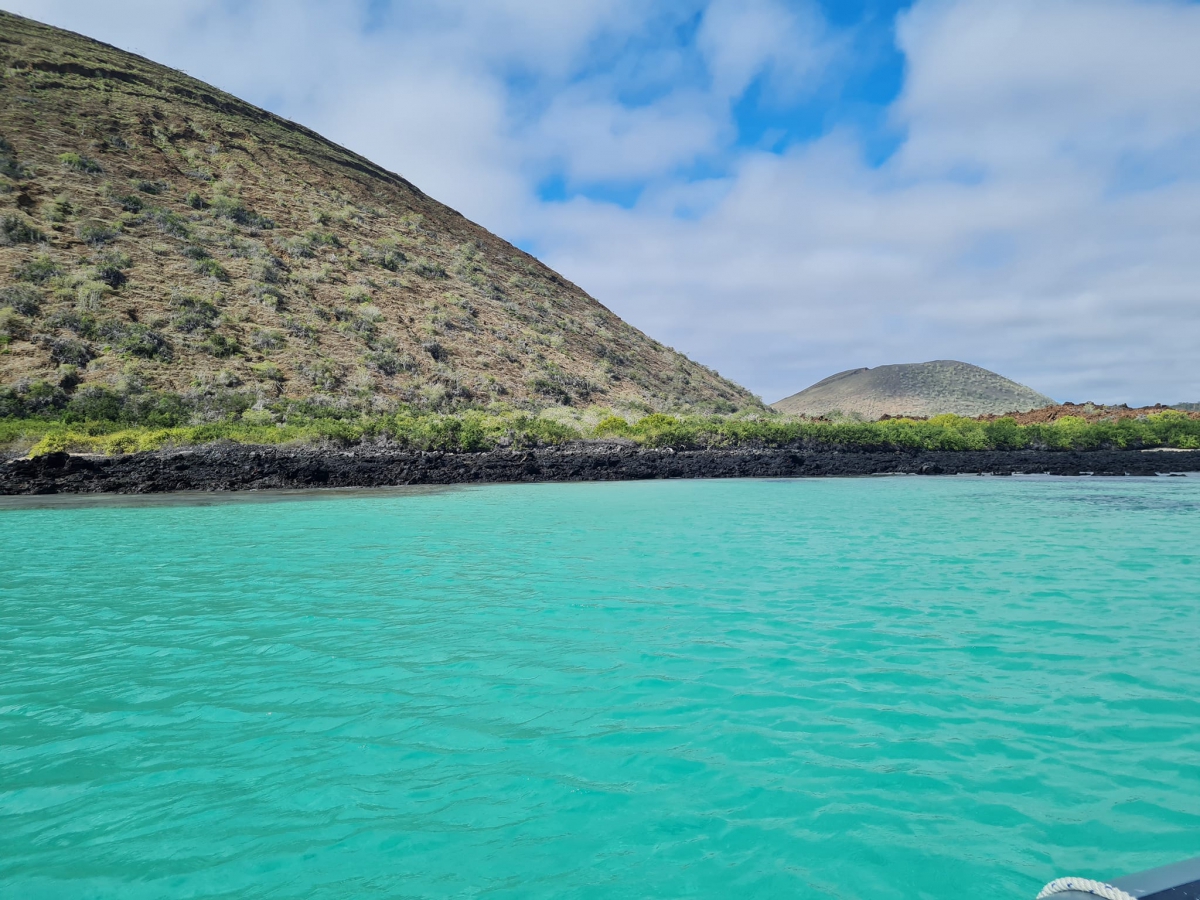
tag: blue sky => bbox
[524,1,912,210]
[9,0,1200,405]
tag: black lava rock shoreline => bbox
[3,443,1200,495]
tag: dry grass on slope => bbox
[0,11,757,416]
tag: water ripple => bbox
[2,477,1199,898]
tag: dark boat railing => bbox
[1038,856,1200,900]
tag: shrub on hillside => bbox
[170,295,220,333]
[0,379,68,417]
[412,259,447,279]
[1,213,45,246]
[200,333,240,358]
[13,254,61,285]
[76,220,119,246]
[143,207,191,239]
[0,137,27,179]
[249,282,285,310]
[91,321,172,361]
[365,350,416,376]
[42,336,96,367]
[300,359,341,390]
[59,152,103,174]
[282,316,318,343]
[90,259,129,289]
[0,285,42,316]
[75,280,112,312]
[46,196,75,223]
[250,361,284,382]
[111,193,143,213]
[250,329,284,352]
[211,195,274,229]
[192,257,229,281]
[360,240,406,271]
[0,307,31,343]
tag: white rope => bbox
[1036,876,1138,900]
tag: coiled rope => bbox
[1036,877,1138,900]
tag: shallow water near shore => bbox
[2,477,1199,899]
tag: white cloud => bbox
[8,0,1200,405]
[538,0,1200,405]
[697,0,831,101]
[895,0,1200,174]
[532,88,724,183]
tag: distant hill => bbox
[771,360,1055,419]
[0,11,757,416]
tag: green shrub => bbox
[143,207,191,239]
[527,365,598,406]
[59,152,103,174]
[300,359,341,390]
[193,257,229,281]
[76,220,119,246]
[47,195,75,223]
[593,415,632,437]
[211,195,274,229]
[0,285,41,316]
[170,295,220,333]
[249,282,284,309]
[282,316,318,343]
[361,240,406,271]
[0,137,27,179]
[250,361,284,382]
[93,321,172,361]
[44,310,92,335]
[64,385,124,422]
[5,386,1200,457]
[308,230,341,248]
[201,333,240,358]
[365,350,415,376]
[90,262,126,289]
[0,307,30,342]
[250,329,284,351]
[75,280,112,312]
[43,336,96,367]
[112,193,143,213]
[1,379,69,417]
[412,259,447,279]
[278,235,315,258]
[1,213,45,246]
[249,257,282,284]
[14,254,61,283]
[339,313,377,343]
[238,407,275,427]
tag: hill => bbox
[0,11,757,422]
[771,360,1055,419]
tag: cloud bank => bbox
[8,0,1200,404]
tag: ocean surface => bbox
[2,476,1199,899]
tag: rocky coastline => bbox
[3,443,1200,495]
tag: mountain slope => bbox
[0,11,757,417]
[772,360,1055,419]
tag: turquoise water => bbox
[2,476,1199,899]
